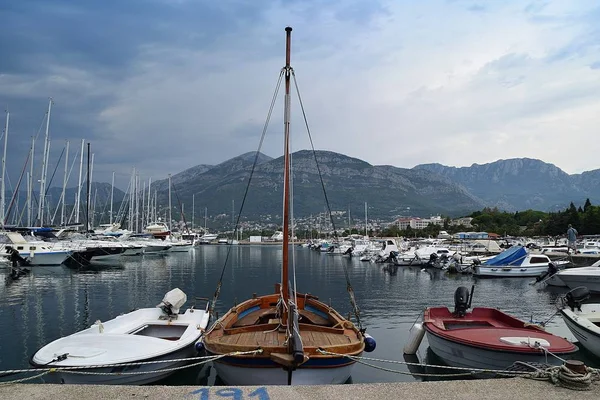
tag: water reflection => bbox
[0,246,598,385]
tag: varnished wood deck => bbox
[204,292,365,358]
[217,327,355,347]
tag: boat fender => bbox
[403,323,425,355]
[364,333,376,352]
[195,339,205,353]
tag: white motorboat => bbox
[559,287,600,358]
[30,288,210,385]
[553,261,600,293]
[473,246,568,278]
[1,233,72,266]
[168,241,194,252]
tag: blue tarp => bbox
[483,246,527,266]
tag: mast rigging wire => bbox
[292,70,365,332]
[210,69,285,316]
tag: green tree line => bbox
[377,199,600,238]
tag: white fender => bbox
[403,322,425,355]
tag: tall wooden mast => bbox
[281,26,293,322]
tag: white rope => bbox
[0,349,262,376]
[316,349,600,389]
[316,349,533,376]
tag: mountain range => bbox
[145,152,600,220]
[414,158,600,212]
[25,152,600,225]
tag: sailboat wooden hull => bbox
[204,291,364,385]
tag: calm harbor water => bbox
[0,245,598,385]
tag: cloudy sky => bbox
[1,0,599,190]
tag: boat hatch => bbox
[130,324,187,340]
[444,321,493,330]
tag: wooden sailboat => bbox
[203,27,366,385]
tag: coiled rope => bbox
[527,364,600,391]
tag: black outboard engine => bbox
[565,287,590,312]
[472,258,481,266]
[453,286,471,317]
[427,252,438,267]
[547,261,559,275]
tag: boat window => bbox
[529,257,549,264]
[31,246,36,250]
[130,324,187,340]
[17,246,23,250]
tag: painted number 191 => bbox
[188,387,270,400]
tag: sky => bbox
[1,0,599,190]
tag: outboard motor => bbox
[565,287,590,312]
[472,258,481,266]
[547,261,559,275]
[453,286,472,317]
[427,253,438,267]
[157,288,187,317]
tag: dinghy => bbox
[30,288,209,385]
[421,286,577,373]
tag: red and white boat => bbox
[144,222,171,239]
[421,286,577,372]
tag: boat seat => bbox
[298,309,331,326]
[233,309,276,327]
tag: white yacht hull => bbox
[555,271,600,293]
[169,244,193,252]
[143,245,172,254]
[21,251,72,266]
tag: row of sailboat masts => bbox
[0,100,118,229]
[124,170,160,233]
[0,105,94,228]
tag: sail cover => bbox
[483,246,527,266]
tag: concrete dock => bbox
[0,379,598,400]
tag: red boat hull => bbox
[423,307,577,372]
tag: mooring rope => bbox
[0,349,263,385]
[316,349,600,390]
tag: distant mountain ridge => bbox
[414,158,600,211]
[148,150,485,219]
[38,153,600,222]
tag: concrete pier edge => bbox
[0,379,598,400]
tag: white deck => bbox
[32,308,209,367]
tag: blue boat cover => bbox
[483,246,527,266]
